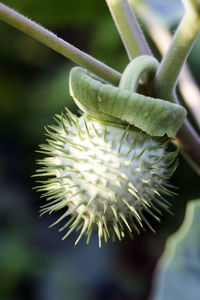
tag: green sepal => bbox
[69,67,187,138]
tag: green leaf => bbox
[151,198,200,300]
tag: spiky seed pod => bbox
[34,56,186,247]
[35,111,178,247]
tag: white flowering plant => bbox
[0,1,199,297]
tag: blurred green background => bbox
[0,1,199,299]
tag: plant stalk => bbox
[154,13,200,101]
[0,3,121,85]
[105,0,152,60]
[175,118,200,174]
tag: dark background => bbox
[0,1,199,299]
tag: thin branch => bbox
[0,3,121,85]
[153,13,200,101]
[182,0,200,15]
[105,0,152,60]
[129,0,175,55]
[179,68,200,129]
[175,118,200,174]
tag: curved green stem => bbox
[0,3,121,85]
[105,0,152,60]
[154,13,200,101]
[119,55,158,91]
